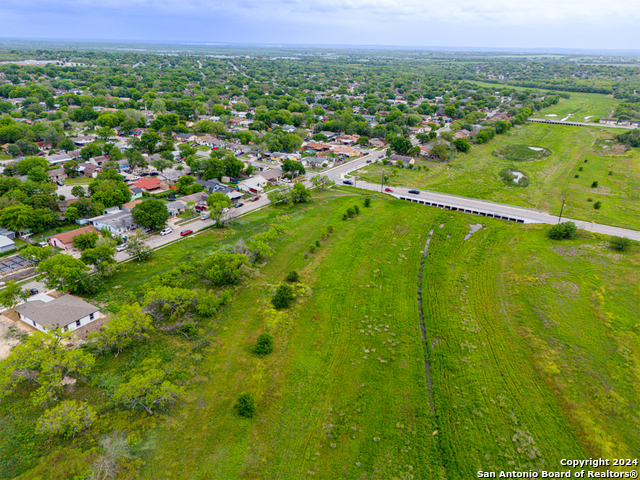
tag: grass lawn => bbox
[64,177,92,186]
[3,192,639,479]
[530,92,621,122]
[357,123,640,230]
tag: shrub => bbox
[285,270,300,282]
[591,181,598,188]
[346,207,355,218]
[354,205,360,214]
[608,170,613,176]
[548,222,577,240]
[326,225,334,234]
[578,167,583,171]
[610,237,632,252]
[272,284,295,309]
[587,197,592,202]
[234,393,255,418]
[309,244,316,253]
[574,174,579,178]
[254,333,274,355]
[364,197,371,207]
[342,214,347,221]
[594,201,602,210]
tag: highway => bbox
[323,151,640,241]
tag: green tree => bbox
[113,364,182,415]
[272,284,295,309]
[71,185,86,197]
[151,158,172,173]
[452,138,471,153]
[20,245,55,262]
[0,204,35,232]
[37,400,96,439]
[207,192,232,226]
[291,182,311,203]
[267,184,293,205]
[81,245,118,277]
[310,175,335,191]
[390,136,412,155]
[131,199,170,230]
[609,237,632,252]
[253,332,274,355]
[36,254,90,293]
[72,231,99,251]
[63,160,78,177]
[0,331,95,406]
[126,230,154,261]
[89,179,131,208]
[97,127,115,142]
[89,303,152,356]
[198,253,249,286]
[548,222,578,240]
[140,131,162,154]
[234,393,256,418]
[0,281,28,310]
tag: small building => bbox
[177,191,209,206]
[599,118,618,125]
[78,163,100,178]
[133,177,164,192]
[390,154,416,167]
[166,201,187,216]
[15,294,102,333]
[129,186,144,200]
[260,168,284,184]
[46,153,72,165]
[88,211,137,236]
[160,170,185,185]
[120,200,143,212]
[47,168,67,182]
[0,235,15,253]
[48,225,98,250]
[238,175,267,194]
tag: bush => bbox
[342,214,347,221]
[610,237,632,252]
[354,205,360,214]
[591,181,598,188]
[594,201,602,210]
[608,170,613,176]
[309,244,316,253]
[364,197,371,207]
[346,207,355,218]
[326,225,334,234]
[285,270,300,282]
[272,284,295,309]
[234,393,256,418]
[548,222,578,240]
[254,333,274,355]
[574,174,579,178]
[315,240,320,247]
[578,167,583,171]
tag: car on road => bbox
[116,244,127,252]
[408,189,421,194]
[159,227,172,236]
[384,188,394,192]
[235,202,244,208]
[343,180,354,185]
[250,196,260,202]
[366,160,372,163]
[180,229,193,237]
[200,213,210,221]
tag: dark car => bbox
[366,160,372,163]
[180,229,193,237]
[149,172,160,177]
[343,180,354,185]
[28,288,38,296]
[235,202,244,208]
[56,180,64,187]
[408,189,420,194]
[167,195,177,202]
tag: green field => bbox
[3,192,639,479]
[530,92,621,122]
[357,122,640,230]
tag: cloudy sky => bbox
[1,0,639,50]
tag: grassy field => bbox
[357,122,640,230]
[3,192,639,479]
[530,92,621,122]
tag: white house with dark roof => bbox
[15,294,102,333]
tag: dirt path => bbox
[417,228,435,411]
[0,314,33,360]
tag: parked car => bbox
[27,288,38,296]
[149,172,160,177]
[159,227,172,236]
[250,196,260,202]
[235,202,244,208]
[366,160,372,163]
[408,189,420,194]
[130,176,140,181]
[195,205,207,212]
[56,180,64,187]
[200,213,210,221]
[180,229,193,237]
[384,188,394,192]
[116,244,127,252]
[167,195,177,201]
[343,180,354,185]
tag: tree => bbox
[131,199,170,230]
[0,331,95,406]
[272,284,295,309]
[452,138,471,153]
[97,127,115,142]
[253,333,274,355]
[126,230,154,261]
[20,245,55,262]
[126,149,147,169]
[71,185,86,197]
[89,303,152,356]
[291,182,311,203]
[198,253,249,286]
[81,245,118,277]
[285,270,300,282]
[390,136,412,155]
[36,400,96,439]
[267,184,293,205]
[431,144,449,161]
[140,131,162,154]
[151,98,166,114]
[113,365,182,415]
[548,222,578,240]
[63,160,78,178]
[89,179,131,208]
[72,231,99,250]
[0,281,28,310]
[0,204,35,232]
[207,192,232,226]
[591,181,599,188]
[282,158,306,176]
[310,175,335,191]
[234,393,256,418]
[151,158,172,173]
[36,254,90,293]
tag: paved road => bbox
[528,118,637,130]
[323,152,640,241]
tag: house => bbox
[176,133,197,143]
[177,191,209,206]
[239,175,267,194]
[226,190,243,204]
[303,142,332,153]
[331,146,361,157]
[336,134,359,145]
[48,225,98,250]
[260,168,284,184]
[306,156,331,169]
[129,186,143,200]
[196,178,229,194]
[390,155,415,167]
[71,135,95,147]
[133,177,164,192]
[45,152,72,166]
[88,211,137,236]
[58,198,78,213]
[47,168,67,182]
[369,138,385,148]
[120,200,143,212]
[117,159,130,171]
[78,163,100,178]
[0,235,15,253]
[90,155,109,167]
[166,201,187,216]
[160,170,185,185]
[15,294,102,333]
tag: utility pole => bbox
[558,198,566,224]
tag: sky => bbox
[2,0,640,50]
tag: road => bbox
[323,151,640,241]
[528,118,638,130]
